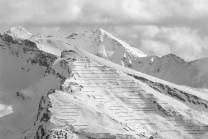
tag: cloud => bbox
[132,25,160,38]
[0,0,208,60]
[0,0,82,24]
[155,27,208,60]
[1,0,208,26]
[113,25,208,61]
[140,39,171,56]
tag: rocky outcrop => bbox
[16,91,32,100]
[129,74,208,109]
[22,58,74,138]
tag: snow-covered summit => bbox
[66,28,147,66]
[7,26,29,34]
[5,26,45,40]
[5,26,32,39]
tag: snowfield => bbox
[0,27,207,139]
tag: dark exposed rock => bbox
[67,33,78,38]
[16,91,31,100]
[61,50,77,58]
[153,101,172,116]
[129,74,208,109]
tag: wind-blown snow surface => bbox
[0,27,208,139]
[65,28,208,89]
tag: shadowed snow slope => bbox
[0,28,207,139]
[132,54,208,89]
[0,33,56,95]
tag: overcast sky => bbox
[0,0,208,60]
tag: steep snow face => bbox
[66,28,147,67]
[133,54,208,89]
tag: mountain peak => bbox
[7,26,29,34]
[5,26,32,39]
[93,28,105,33]
[89,28,147,57]
[91,28,115,38]
[162,53,186,64]
[166,53,178,57]
[165,53,183,59]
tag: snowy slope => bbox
[0,27,207,139]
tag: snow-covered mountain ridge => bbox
[65,28,208,89]
[0,27,208,139]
